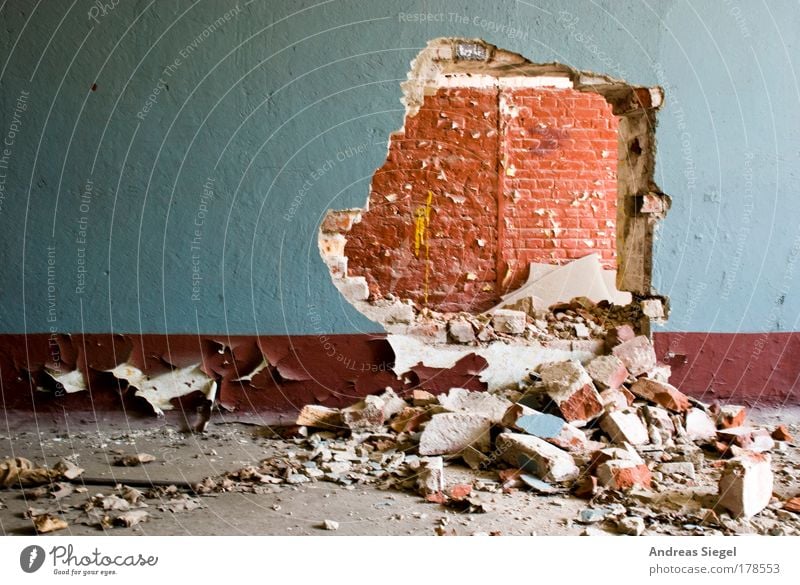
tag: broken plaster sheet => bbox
[388,334,597,392]
[108,363,217,416]
[496,254,631,311]
[44,368,87,394]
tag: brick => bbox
[597,459,652,490]
[612,336,657,376]
[714,404,747,429]
[418,412,492,456]
[600,409,650,445]
[496,432,580,483]
[491,309,527,334]
[716,453,773,518]
[771,425,793,442]
[630,378,690,413]
[586,355,628,389]
[605,324,636,348]
[389,406,431,433]
[539,361,604,424]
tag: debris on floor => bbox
[2,300,799,536]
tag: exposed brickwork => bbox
[345,87,500,313]
[499,88,618,292]
[344,84,618,312]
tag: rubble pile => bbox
[375,295,645,343]
[189,331,800,535]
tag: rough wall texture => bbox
[344,84,618,311]
[344,87,500,313]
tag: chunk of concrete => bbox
[658,461,696,480]
[617,516,645,536]
[539,361,603,424]
[586,355,628,390]
[491,309,527,334]
[717,453,773,518]
[630,378,690,412]
[684,408,717,442]
[418,412,492,456]
[600,409,649,445]
[612,335,657,377]
[496,433,579,483]
[437,387,511,423]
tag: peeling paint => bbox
[109,363,217,416]
[45,369,87,394]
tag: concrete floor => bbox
[1,409,799,536]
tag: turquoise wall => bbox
[0,0,798,335]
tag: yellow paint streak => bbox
[413,191,434,305]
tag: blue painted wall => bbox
[0,0,798,335]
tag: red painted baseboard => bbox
[0,332,797,424]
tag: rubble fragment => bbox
[496,433,579,482]
[684,408,717,442]
[772,425,793,442]
[617,516,645,535]
[437,387,511,422]
[612,335,657,376]
[539,361,603,424]
[716,453,773,518]
[586,355,628,390]
[713,404,747,429]
[114,509,149,527]
[600,409,649,445]
[296,405,342,429]
[418,413,492,455]
[490,309,527,334]
[630,379,690,412]
[113,453,157,467]
[416,457,445,496]
[597,459,652,490]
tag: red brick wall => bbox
[499,87,619,292]
[344,87,500,313]
[343,84,618,312]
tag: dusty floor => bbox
[1,408,799,536]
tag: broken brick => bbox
[630,378,690,412]
[586,355,628,390]
[612,335,657,377]
[491,309,527,334]
[341,395,385,432]
[716,452,773,518]
[448,319,476,343]
[389,407,430,433]
[600,409,649,445]
[605,324,636,349]
[496,432,579,483]
[717,427,775,452]
[597,459,652,490]
[713,404,747,429]
[539,361,603,424]
[771,425,793,442]
[418,412,492,455]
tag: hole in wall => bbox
[319,38,670,343]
